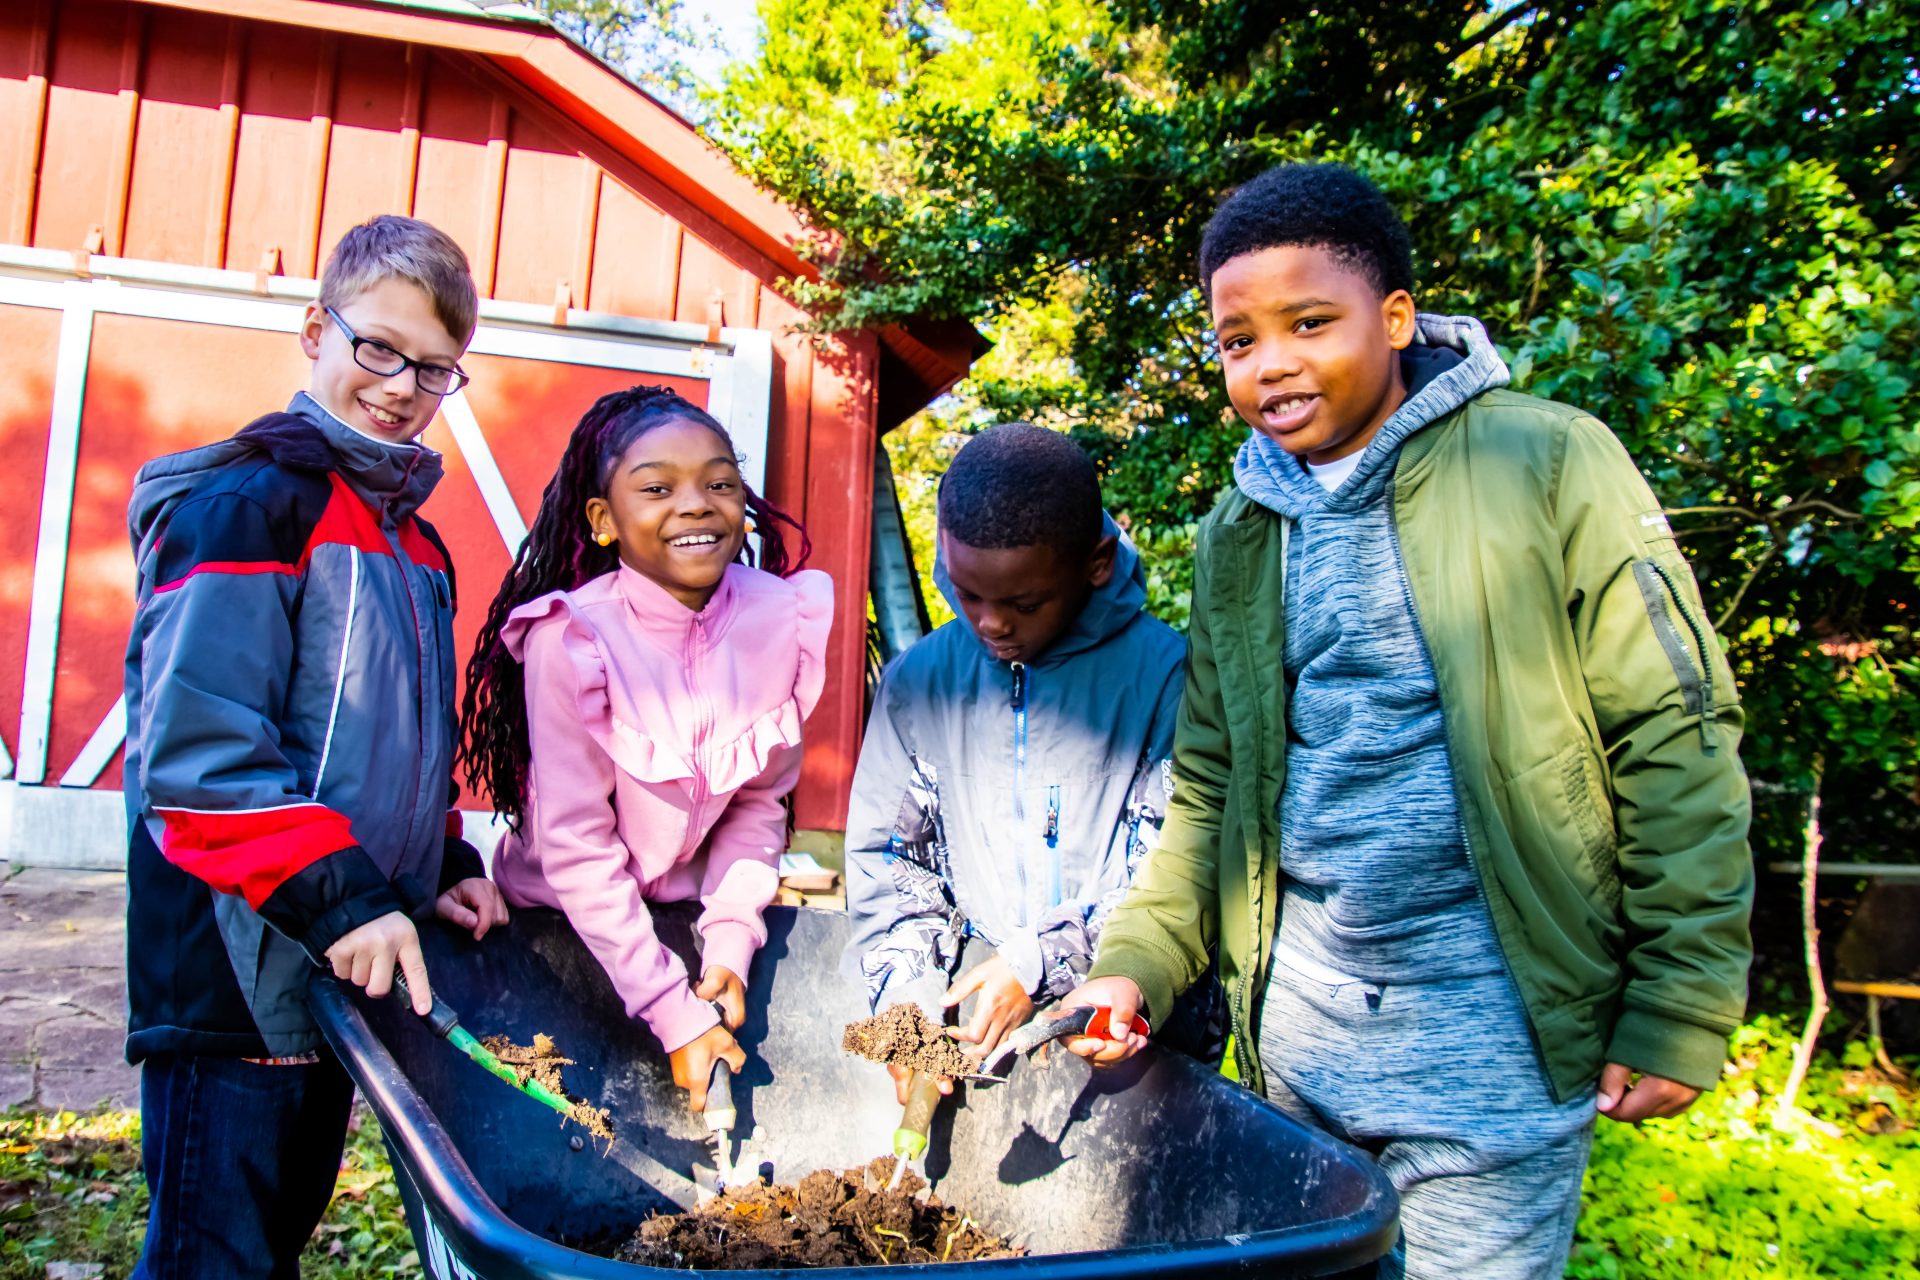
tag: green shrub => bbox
[1570,1018,1919,1279]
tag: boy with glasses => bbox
[123,215,508,1278]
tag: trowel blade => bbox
[690,1161,723,1202]
[600,1137,704,1211]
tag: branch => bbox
[1446,3,1540,63]
[1664,500,1863,525]
[1714,542,1779,633]
[1775,760,1839,1135]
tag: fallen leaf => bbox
[46,1263,106,1280]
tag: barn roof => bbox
[138,0,982,426]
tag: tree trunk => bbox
[1776,761,1827,1118]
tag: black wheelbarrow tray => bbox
[309,905,1398,1278]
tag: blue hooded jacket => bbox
[843,516,1185,1013]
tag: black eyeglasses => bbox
[327,307,472,396]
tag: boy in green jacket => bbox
[1063,165,1752,1279]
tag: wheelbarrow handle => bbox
[390,970,462,1040]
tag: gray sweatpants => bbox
[1257,941,1596,1280]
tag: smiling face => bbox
[585,416,748,612]
[941,531,1117,666]
[1211,244,1417,465]
[299,276,468,445]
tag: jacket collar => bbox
[614,560,740,644]
[286,392,443,523]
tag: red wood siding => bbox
[0,0,888,828]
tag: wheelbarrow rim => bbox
[308,941,1400,1276]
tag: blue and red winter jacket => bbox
[122,392,481,1061]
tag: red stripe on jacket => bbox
[155,561,299,593]
[301,474,395,563]
[155,804,359,910]
[155,475,446,592]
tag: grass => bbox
[0,1106,418,1279]
[2,1019,1914,1278]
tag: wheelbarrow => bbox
[309,905,1398,1278]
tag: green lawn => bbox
[3,1018,1913,1278]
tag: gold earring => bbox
[745,519,756,534]
[595,532,612,547]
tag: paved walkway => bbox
[0,863,139,1112]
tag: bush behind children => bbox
[1062,163,1752,1280]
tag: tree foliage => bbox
[534,0,714,113]
[715,0,1920,858]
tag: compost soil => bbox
[614,1157,1022,1269]
[479,1033,615,1139]
[841,1003,975,1078]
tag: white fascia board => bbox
[0,245,732,355]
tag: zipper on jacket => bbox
[1045,784,1062,908]
[1642,559,1719,755]
[1010,661,1028,925]
[683,612,715,853]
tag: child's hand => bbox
[1596,1063,1701,1123]
[1057,976,1150,1067]
[694,965,747,1030]
[325,911,431,1015]
[669,1023,747,1112]
[943,952,1034,1058]
[434,878,510,941]
[887,1062,954,1106]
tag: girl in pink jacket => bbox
[460,385,831,1109]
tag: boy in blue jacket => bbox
[844,423,1188,1103]
[123,216,508,1278]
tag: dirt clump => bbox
[614,1157,1022,1269]
[480,1033,615,1140]
[841,1003,975,1079]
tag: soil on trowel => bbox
[841,1003,975,1079]
[479,1032,615,1140]
[614,1157,1023,1269]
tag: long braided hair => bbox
[458,384,810,822]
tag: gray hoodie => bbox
[843,517,1186,1013]
[1234,312,1515,984]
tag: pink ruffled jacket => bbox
[493,562,833,1052]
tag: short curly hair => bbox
[938,423,1102,559]
[1197,163,1414,298]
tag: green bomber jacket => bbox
[1090,390,1755,1100]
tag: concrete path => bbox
[0,863,139,1112]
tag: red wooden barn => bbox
[0,0,977,865]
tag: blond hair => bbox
[317,215,479,344]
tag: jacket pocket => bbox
[1501,743,1622,918]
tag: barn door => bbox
[0,244,772,867]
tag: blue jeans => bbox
[132,1053,356,1280]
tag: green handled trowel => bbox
[389,972,573,1118]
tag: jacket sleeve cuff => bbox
[438,836,485,893]
[699,921,760,987]
[258,844,405,962]
[997,928,1044,997]
[1605,1005,1731,1093]
[643,982,722,1054]
[1088,936,1181,1030]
